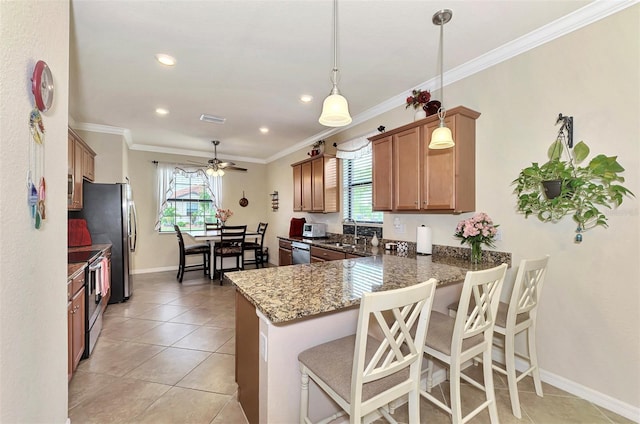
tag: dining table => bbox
[188,228,261,279]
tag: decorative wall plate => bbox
[239,191,249,207]
[32,60,54,112]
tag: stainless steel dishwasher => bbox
[291,241,310,264]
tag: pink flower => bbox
[453,212,499,249]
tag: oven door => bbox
[85,257,105,357]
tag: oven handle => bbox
[89,257,105,271]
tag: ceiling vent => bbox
[199,114,226,124]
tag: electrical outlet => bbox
[259,332,268,361]
[495,228,503,241]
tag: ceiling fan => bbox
[191,140,247,176]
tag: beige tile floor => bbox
[69,270,634,424]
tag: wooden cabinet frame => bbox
[291,155,339,213]
[370,106,480,213]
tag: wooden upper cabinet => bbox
[292,164,302,211]
[291,155,339,213]
[370,106,480,213]
[68,128,96,210]
[372,136,393,211]
[393,127,422,211]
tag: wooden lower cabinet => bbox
[310,246,347,262]
[236,292,259,424]
[68,270,86,381]
[278,239,292,266]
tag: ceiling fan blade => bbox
[225,166,247,172]
[218,160,236,167]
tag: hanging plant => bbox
[512,114,634,242]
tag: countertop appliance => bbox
[69,181,137,304]
[291,241,311,264]
[302,223,326,238]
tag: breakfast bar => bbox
[227,253,503,424]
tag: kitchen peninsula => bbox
[228,252,509,424]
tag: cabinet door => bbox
[301,161,313,211]
[68,135,83,210]
[422,117,456,210]
[311,158,324,212]
[372,137,393,211]
[310,246,346,261]
[68,300,73,382]
[278,248,292,266]
[292,165,302,211]
[71,287,86,371]
[322,157,339,213]
[422,113,476,212]
[82,148,95,181]
[393,127,421,210]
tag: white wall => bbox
[76,130,127,183]
[0,0,70,422]
[266,7,640,414]
[126,149,269,273]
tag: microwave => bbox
[302,223,327,238]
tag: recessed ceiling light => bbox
[155,54,176,66]
[300,94,313,103]
[155,108,169,115]
[259,127,269,134]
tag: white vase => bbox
[371,233,379,247]
[414,109,427,121]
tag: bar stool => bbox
[298,279,437,423]
[421,264,507,424]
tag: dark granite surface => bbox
[228,247,510,324]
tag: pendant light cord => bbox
[438,15,446,120]
[331,0,339,88]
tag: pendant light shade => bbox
[319,86,351,127]
[319,0,352,127]
[429,9,454,150]
[430,125,454,149]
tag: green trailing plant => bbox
[513,121,634,242]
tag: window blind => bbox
[342,150,383,223]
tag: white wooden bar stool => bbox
[421,264,507,424]
[491,255,549,418]
[298,279,437,424]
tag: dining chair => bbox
[421,264,507,424]
[298,279,437,424]
[174,225,210,283]
[243,222,268,269]
[205,221,220,230]
[212,225,247,285]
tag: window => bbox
[156,166,220,232]
[342,150,383,223]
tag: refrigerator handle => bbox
[129,201,138,252]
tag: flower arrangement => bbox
[215,208,233,223]
[454,212,499,263]
[405,89,431,109]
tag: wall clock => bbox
[31,60,54,112]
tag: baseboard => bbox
[130,266,176,274]
[493,347,639,422]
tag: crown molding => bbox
[130,143,267,164]
[71,122,133,147]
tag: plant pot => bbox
[542,179,562,199]
[414,109,427,121]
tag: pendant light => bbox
[429,9,454,150]
[319,0,352,127]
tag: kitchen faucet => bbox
[344,218,359,244]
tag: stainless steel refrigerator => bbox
[69,181,138,303]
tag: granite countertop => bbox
[228,254,500,325]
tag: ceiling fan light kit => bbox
[196,140,247,177]
[319,0,352,128]
[429,9,455,150]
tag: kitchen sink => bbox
[322,242,356,249]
